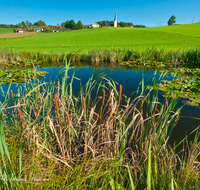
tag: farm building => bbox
[15,28,27,33]
[89,23,100,28]
[52,25,64,32]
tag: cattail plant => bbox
[18,109,23,128]
[10,90,14,98]
[54,94,60,113]
[163,98,168,114]
[118,85,122,105]
[82,97,86,113]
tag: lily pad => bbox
[181,100,199,107]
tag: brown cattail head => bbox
[118,85,122,105]
[54,95,59,112]
[102,90,105,106]
[88,92,90,104]
[154,97,158,113]
[163,98,168,114]
[71,103,73,111]
[83,97,86,113]
[18,109,23,125]
[11,90,14,98]
[65,111,71,126]
[37,89,40,102]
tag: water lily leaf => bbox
[189,97,200,103]
[181,100,199,107]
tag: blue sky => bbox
[0,0,200,27]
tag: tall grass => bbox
[0,62,199,189]
[0,48,200,65]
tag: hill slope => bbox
[0,24,199,52]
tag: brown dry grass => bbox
[0,32,37,38]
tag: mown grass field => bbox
[0,23,200,53]
[0,28,14,34]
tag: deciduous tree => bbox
[33,20,46,26]
[168,15,176,25]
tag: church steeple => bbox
[114,11,117,27]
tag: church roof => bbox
[114,12,117,21]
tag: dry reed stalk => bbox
[153,97,158,124]
[118,85,122,105]
[108,89,113,116]
[82,96,87,154]
[65,110,71,158]
[94,114,99,127]
[83,97,86,113]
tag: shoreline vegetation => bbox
[0,63,199,189]
[1,48,200,104]
[0,48,199,64]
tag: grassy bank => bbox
[0,63,199,189]
[0,48,200,65]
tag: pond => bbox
[1,63,200,148]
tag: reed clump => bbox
[0,63,199,189]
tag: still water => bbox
[2,63,200,146]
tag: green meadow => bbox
[0,23,200,52]
[0,28,14,34]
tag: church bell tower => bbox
[114,11,117,27]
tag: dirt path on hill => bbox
[0,32,37,38]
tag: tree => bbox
[21,21,26,27]
[69,19,76,30]
[168,15,176,25]
[76,20,84,29]
[33,20,46,26]
[64,20,70,29]
[26,20,30,27]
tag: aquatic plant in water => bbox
[0,69,47,83]
[157,67,200,105]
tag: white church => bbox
[114,12,117,27]
[90,11,117,28]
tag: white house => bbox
[15,28,27,33]
[90,23,100,28]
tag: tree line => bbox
[0,19,147,32]
[96,20,146,28]
[61,20,84,30]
